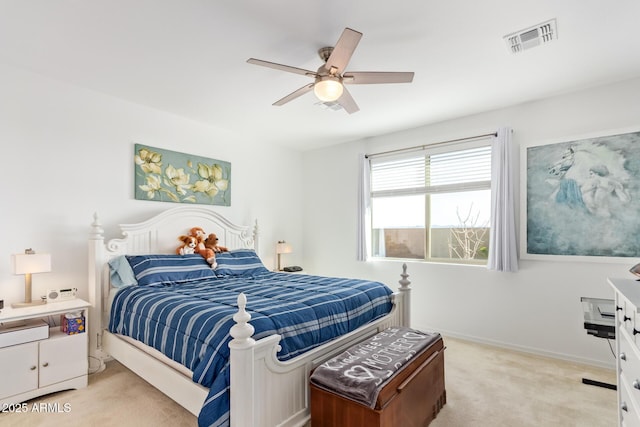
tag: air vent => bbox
[504,19,557,53]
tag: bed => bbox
[87,206,411,427]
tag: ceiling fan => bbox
[247,27,414,114]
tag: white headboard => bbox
[87,206,258,360]
[96,206,257,256]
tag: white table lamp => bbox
[276,241,292,271]
[13,248,51,307]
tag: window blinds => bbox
[371,145,491,198]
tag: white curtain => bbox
[487,127,519,272]
[357,153,371,261]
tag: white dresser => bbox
[610,278,640,426]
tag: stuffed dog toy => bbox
[176,235,197,255]
[205,233,228,253]
[189,227,217,267]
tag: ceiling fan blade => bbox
[273,83,315,106]
[247,58,317,77]
[343,71,414,84]
[337,87,360,114]
[325,28,363,73]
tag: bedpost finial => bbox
[90,212,104,240]
[230,293,255,346]
[237,292,247,310]
[398,263,411,327]
[399,263,411,290]
[252,220,259,253]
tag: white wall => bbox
[302,77,640,368]
[0,64,304,305]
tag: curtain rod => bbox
[364,131,498,159]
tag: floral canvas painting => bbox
[527,131,640,257]
[134,144,231,206]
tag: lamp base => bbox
[12,300,47,308]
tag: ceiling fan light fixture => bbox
[314,77,343,102]
[247,27,413,113]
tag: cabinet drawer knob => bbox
[30,366,36,371]
[617,306,624,312]
[621,352,627,361]
[634,329,640,336]
[622,402,628,412]
[633,380,640,390]
[625,315,632,322]
[42,362,49,368]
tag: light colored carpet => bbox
[0,337,616,426]
[0,360,196,427]
[431,338,617,427]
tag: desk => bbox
[581,297,616,390]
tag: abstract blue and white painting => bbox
[527,131,640,257]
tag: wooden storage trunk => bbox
[310,334,446,427]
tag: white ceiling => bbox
[2,1,640,151]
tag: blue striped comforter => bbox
[108,272,393,427]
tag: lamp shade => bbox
[13,253,51,275]
[314,78,343,102]
[276,241,293,255]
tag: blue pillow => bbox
[214,249,269,276]
[108,255,138,287]
[126,254,215,286]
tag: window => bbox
[369,139,492,264]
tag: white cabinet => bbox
[0,299,89,405]
[610,278,640,426]
[0,342,38,398]
[40,331,88,387]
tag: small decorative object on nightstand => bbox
[12,249,51,308]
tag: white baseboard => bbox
[414,324,616,370]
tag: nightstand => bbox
[0,299,90,406]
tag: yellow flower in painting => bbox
[135,148,162,174]
[139,174,162,199]
[193,163,229,197]
[164,164,191,195]
[192,179,219,197]
[215,179,228,191]
[165,191,180,203]
[197,163,221,181]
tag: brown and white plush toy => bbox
[189,227,217,268]
[176,235,198,255]
[204,233,229,253]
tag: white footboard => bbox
[229,265,411,427]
